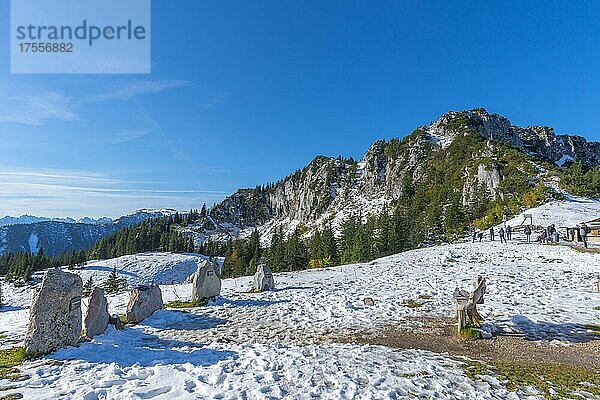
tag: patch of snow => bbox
[76,252,223,287]
[504,196,600,228]
[556,154,574,167]
[28,233,39,254]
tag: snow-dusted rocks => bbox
[84,287,109,338]
[191,259,221,301]
[252,263,275,292]
[25,269,83,355]
[125,285,163,324]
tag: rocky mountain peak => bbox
[424,108,600,167]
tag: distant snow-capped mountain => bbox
[0,209,178,256]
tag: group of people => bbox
[471,222,592,248]
[471,225,512,243]
[538,224,559,244]
[567,223,591,248]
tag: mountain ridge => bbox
[0,209,178,256]
[184,108,600,246]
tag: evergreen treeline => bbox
[219,207,415,279]
[560,160,600,197]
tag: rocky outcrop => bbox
[184,108,600,245]
[125,285,163,324]
[84,287,109,338]
[252,264,275,292]
[426,109,600,166]
[191,259,221,301]
[25,269,83,355]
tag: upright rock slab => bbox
[125,285,163,324]
[191,259,221,302]
[84,287,109,338]
[253,264,275,292]
[25,269,83,356]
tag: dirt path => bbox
[343,317,600,368]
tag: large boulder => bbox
[191,259,221,302]
[125,285,163,324]
[84,287,109,338]
[25,269,83,355]
[252,264,275,292]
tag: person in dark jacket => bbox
[506,225,512,240]
[499,227,506,243]
[524,225,532,242]
[580,223,590,248]
[489,227,495,241]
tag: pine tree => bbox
[104,267,127,294]
[83,276,94,297]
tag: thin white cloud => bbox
[0,80,191,126]
[0,93,79,126]
[85,80,191,103]
[200,92,231,109]
[111,128,153,144]
[0,169,228,218]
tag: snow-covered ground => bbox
[2,238,599,399]
[504,196,600,229]
[76,252,223,287]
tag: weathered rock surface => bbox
[125,285,163,324]
[192,259,221,301]
[25,269,83,355]
[84,287,109,338]
[252,264,275,292]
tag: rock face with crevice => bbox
[125,285,163,324]
[25,269,83,355]
[84,287,109,338]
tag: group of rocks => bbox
[22,259,275,356]
[23,268,165,355]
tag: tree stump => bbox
[453,276,486,334]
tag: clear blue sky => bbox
[1,1,600,218]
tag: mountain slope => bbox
[184,108,600,245]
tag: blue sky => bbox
[1,1,600,218]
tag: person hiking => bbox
[506,225,512,240]
[524,225,531,243]
[580,223,590,248]
[478,232,484,242]
[538,229,547,243]
[499,227,506,243]
[489,227,495,241]
[472,228,477,243]
[546,225,554,242]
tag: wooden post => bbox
[453,276,486,335]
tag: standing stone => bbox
[25,269,83,356]
[125,285,163,324]
[84,287,110,338]
[191,259,221,302]
[252,264,275,292]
